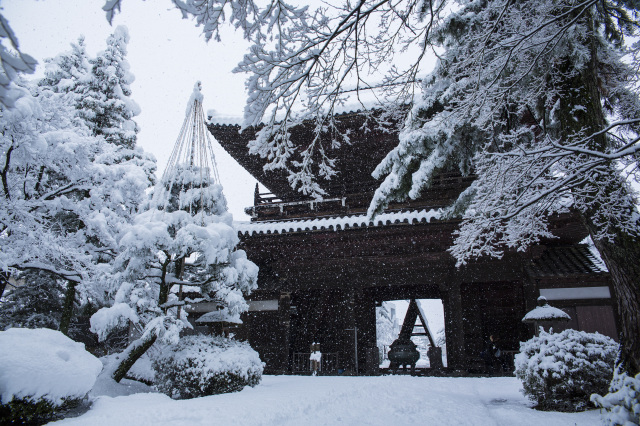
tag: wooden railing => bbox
[291,352,340,374]
[246,173,475,221]
[245,196,347,219]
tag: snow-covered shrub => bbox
[0,271,65,331]
[153,335,263,399]
[515,329,618,411]
[0,328,103,424]
[591,366,640,425]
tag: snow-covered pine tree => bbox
[38,36,91,98]
[79,26,140,149]
[376,302,397,352]
[368,0,640,380]
[91,82,258,382]
[17,30,155,337]
[0,73,153,335]
[17,38,95,330]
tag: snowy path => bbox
[54,376,602,425]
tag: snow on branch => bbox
[0,14,37,107]
[10,262,84,283]
[102,0,123,25]
[170,0,446,197]
[90,302,139,342]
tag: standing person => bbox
[480,335,502,374]
[310,342,321,376]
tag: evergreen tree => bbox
[0,73,153,337]
[6,30,155,341]
[368,0,640,378]
[376,302,397,350]
[38,36,91,97]
[80,26,140,149]
[91,84,258,382]
[0,271,66,331]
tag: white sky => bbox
[2,0,256,220]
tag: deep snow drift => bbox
[53,375,602,425]
[0,328,102,405]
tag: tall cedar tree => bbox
[1,28,154,340]
[369,0,640,378]
[79,26,140,149]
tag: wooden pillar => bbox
[522,275,540,338]
[442,281,465,370]
[354,288,378,375]
[342,287,358,374]
[277,292,291,374]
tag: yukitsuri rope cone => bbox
[153,81,225,315]
[155,81,223,224]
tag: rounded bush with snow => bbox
[153,335,263,399]
[515,328,618,412]
[0,328,103,424]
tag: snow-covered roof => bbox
[207,111,243,126]
[195,309,243,324]
[235,208,442,236]
[207,95,381,127]
[522,303,571,322]
[526,245,607,276]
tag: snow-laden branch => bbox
[495,119,640,160]
[9,262,83,283]
[164,0,445,196]
[0,14,37,107]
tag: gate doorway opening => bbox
[376,299,447,369]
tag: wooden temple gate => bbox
[208,111,619,376]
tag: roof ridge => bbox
[235,208,443,236]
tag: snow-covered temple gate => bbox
[208,111,619,375]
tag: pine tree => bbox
[20,30,154,341]
[38,36,90,97]
[91,83,258,382]
[80,26,140,149]
[0,75,153,336]
[0,271,66,331]
[369,1,640,377]
[376,302,397,349]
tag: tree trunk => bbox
[584,220,640,376]
[112,333,158,383]
[551,10,640,376]
[59,280,77,336]
[158,257,171,307]
[0,271,9,298]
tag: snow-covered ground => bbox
[54,375,602,425]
